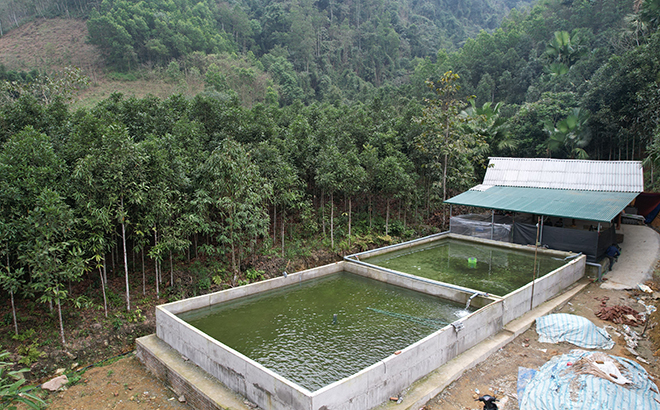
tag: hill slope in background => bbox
[0,0,538,106]
[0,18,102,74]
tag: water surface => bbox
[179,272,472,391]
[362,239,566,296]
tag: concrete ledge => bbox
[375,280,589,410]
[136,334,250,410]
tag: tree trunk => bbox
[231,205,237,285]
[330,192,334,249]
[321,190,326,237]
[56,292,65,345]
[443,152,448,202]
[386,198,390,236]
[273,204,277,244]
[103,257,107,289]
[10,289,17,336]
[99,266,108,317]
[403,200,407,227]
[122,219,130,311]
[281,208,285,258]
[154,229,159,296]
[369,194,373,229]
[142,248,145,296]
[6,252,17,335]
[348,197,352,240]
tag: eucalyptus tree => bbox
[360,144,379,229]
[251,140,304,255]
[78,206,111,317]
[415,72,475,203]
[0,126,66,328]
[195,139,271,282]
[376,155,413,236]
[139,133,192,293]
[341,150,366,241]
[315,143,351,249]
[21,189,84,346]
[0,218,21,334]
[72,124,146,311]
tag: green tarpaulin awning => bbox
[444,186,638,223]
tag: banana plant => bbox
[544,108,591,159]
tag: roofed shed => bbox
[445,158,644,262]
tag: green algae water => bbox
[363,239,566,296]
[179,272,472,391]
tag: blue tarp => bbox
[645,202,660,224]
[536,314,614,349]
[521,350,660,410]
[518,367,538,400]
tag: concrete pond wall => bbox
[146,233,586,410]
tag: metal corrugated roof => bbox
[484,158,644,192]
[445,186,638,222]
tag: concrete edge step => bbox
[136,334,251,410]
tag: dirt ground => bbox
[43,355,190,410]
[425,279,660,410]
[0,18,103,73]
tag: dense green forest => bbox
[0,0,659,361]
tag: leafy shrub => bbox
[245,268,264,282]
[17,344,44,367]
[123,307,145,323]
[0,351,45,409]
[11,329,36,343]
[198,277,211,291]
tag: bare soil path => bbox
[44,355,190,410]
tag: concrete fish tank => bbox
[356,235,568,296]
[178,272,476,392]
[137,233,585,410]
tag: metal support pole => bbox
[491,209,495,240]
[539,216,544,245]
[530,216,541,310]
[449,205,453,233]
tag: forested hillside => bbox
[1,0,535,102]
[0,0,659,388]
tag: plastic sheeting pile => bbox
[521,350,660,410]
[536,313,614,349]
